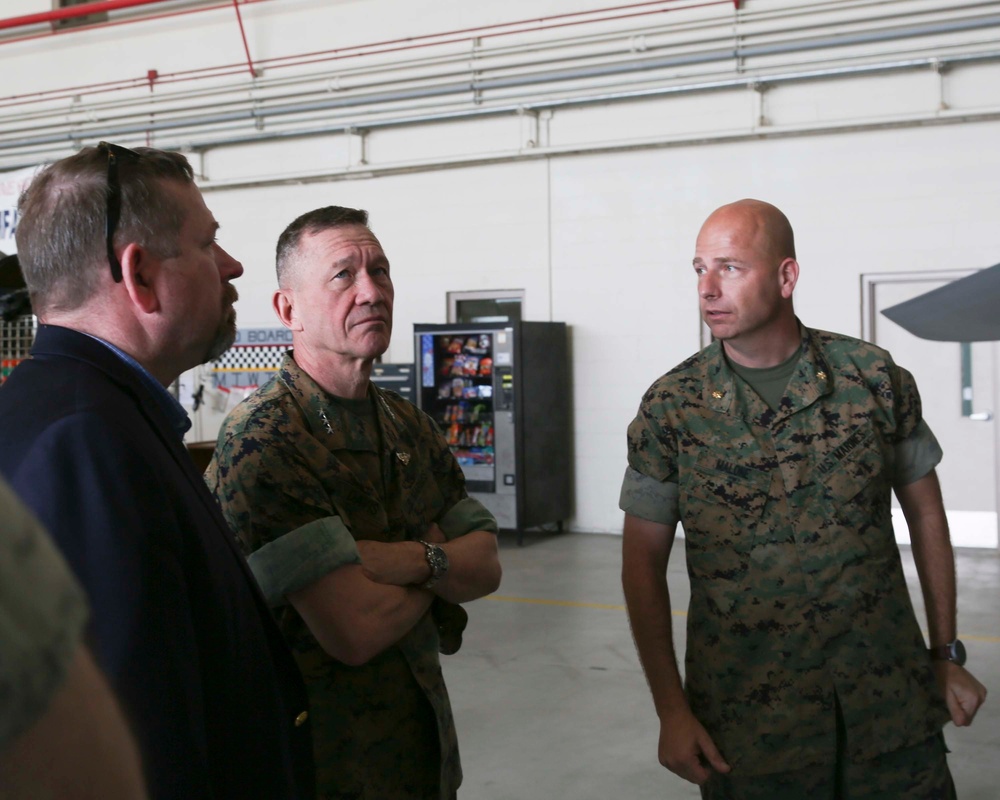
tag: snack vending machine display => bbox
[414,322,571,538]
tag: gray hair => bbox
[15,144,194,313]
[275,205,370,288]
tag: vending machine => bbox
[414,321,571,538]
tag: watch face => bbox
[429,544,449,574]
[953,639,967,666]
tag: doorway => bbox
[862,271,999,549]
[448,290,524,324]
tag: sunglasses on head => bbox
[97,141,141,283]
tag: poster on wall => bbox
[0,166,42,255]
[178,326,293,443]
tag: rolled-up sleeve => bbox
[0,479,89,749]
[893,418,943,487]
[619,466,680,527]
[247,516,362,607]
[437,496,498,539]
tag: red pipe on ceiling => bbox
[0,0,271,51]
[231,0,257,77]
[0,0,180,32]
[0,0,735,110]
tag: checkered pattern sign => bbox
[208,327,292,390]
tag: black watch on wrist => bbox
[929,639,966,666]
[418,540,449,589]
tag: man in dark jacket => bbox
[0,143,314,799]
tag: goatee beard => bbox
[202,285,239,364]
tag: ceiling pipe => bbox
[1,9,996,152]
[7,95,998,181]
[245,0,732,71]
[191,106,1000,193]
[0,0,984,118]
[0,0,727,103]
[1,47,997,160]
[0,0,973,113]
[0,0,179,32]
[177,50,1000,147]
[0,0,273,51]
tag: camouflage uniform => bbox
[621,327,950,777]
[0,477,89,750]
[207,353,497,800]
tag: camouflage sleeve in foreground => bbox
[0,479,89,750]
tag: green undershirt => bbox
[727,348,801,411]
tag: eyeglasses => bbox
[97,141,141,283]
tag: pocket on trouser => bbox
[841,732,956,800]
[700,763,835,800]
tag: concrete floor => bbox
[443,532,1000,800]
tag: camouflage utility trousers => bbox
[703,710,954,800]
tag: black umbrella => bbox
[0,252,23,290]
[0,253,31,321]
[881,262,1000,342]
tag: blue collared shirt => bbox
[84,334,192,439]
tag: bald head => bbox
[698,199,796,266]
[693,198,801,364]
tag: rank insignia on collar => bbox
[396,451,411,465]
[318,409,334,435]
[711,390,724,399]
[816,371,827,381]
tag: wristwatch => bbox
[418,540,449,589]
[929,639,967,666]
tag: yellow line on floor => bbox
[484,595,1000,642]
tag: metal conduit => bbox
[0,0,978,105]
[0,1,987,120]
[1,9,996,153]
[193,107,1000,193]
[0,46,995,167]
[176,50,1000,147]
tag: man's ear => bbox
[778,257,799,299]
[120,242,161,314]
[273,288,302,331]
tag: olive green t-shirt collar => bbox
[701,324,835,422]
[727,348,801,411]
[277,351,382,452]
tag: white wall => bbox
[197,119,1000,533]
[3,0,999,534]
[549,123,1000,532]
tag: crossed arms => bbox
[290,524,501,666]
